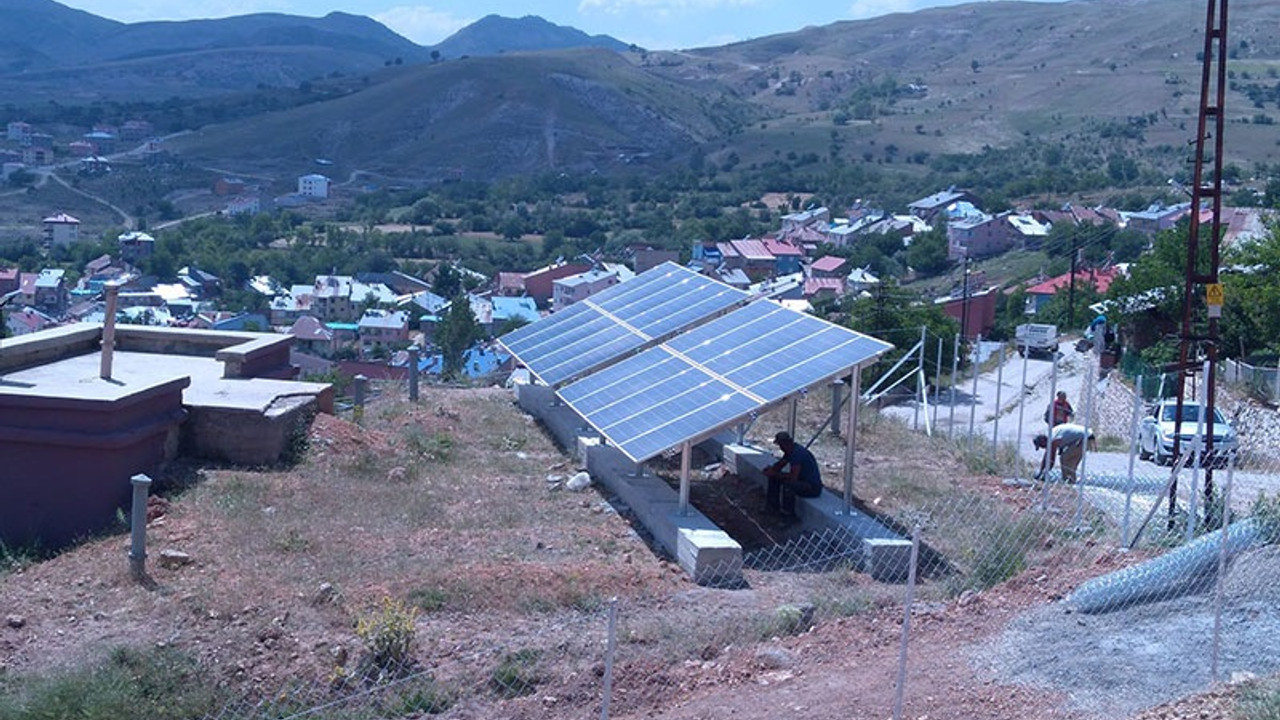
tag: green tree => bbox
[436,295,480,380]
[906,226,951,276]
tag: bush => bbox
[490,649,542,698]
[355,596,419,676]
[0,646,219,720]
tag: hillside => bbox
[428,14,631,60]
[167,48,757,182]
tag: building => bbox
[809,256,848,279]
[908,189,980,223]
[1023,267,1121,315]
[118,231,155,263]
[42,213,81,248]
[780,207,830,232]
[33,269,68,314]
[553,268,620,310]
[298,174,331,199]
[1124,203,1191,237]
[947,214,1011,260]
[763,239,805,275]
[358,309,410,350]
[521,261,593,309]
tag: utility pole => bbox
[959,252,972,340]
[1068,235,1079,330]
[1170,0,1228,531]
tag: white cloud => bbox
[372,5,473,44]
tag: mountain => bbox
[169,48,755,181]
[428,14,631,59]
[0,0,427,100]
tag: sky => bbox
[54,0,1064,52]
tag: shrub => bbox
[355,596,419,675]
[490,649,542,698]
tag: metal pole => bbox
[788,397,798,439]
[1074,358,1096,527]
[1186,360,1210,541]
[408,345,420,402]
[948,333,960,439]
[1014,340,1030,482]
[100,282,120,380]
[600,598,618,720]
[1123,375,1144,546]
[913,326,926,431]
[128,473,151,582]
[932,336,944,431]
[991,343,1006,464]
[353,374,368,425]
[842,368,861,514]
[967,335,982,453]
[831,381,842,436]
[679,441,692,516]
[1210,455,1236,683]
[892,525,922,720]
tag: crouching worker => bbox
[1033,422,1097,483]
[762,431,823,517]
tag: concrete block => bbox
[677,526,743,586]
[863,537,915,583]
[576,435,600,466]
[723,443,771,481]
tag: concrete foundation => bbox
[517,382,912,585]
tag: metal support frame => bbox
[1171,0,1229,531]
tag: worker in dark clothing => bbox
[762,431,823,516]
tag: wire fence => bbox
[191,331,1280,720]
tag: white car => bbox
[1137,399,1238,468]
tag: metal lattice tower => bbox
[1169,0,1228,528]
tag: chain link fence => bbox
[151,343,1280,719]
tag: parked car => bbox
[1137,399,1238,468]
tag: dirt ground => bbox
[0,388,1273,720]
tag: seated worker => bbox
[1032,422,1097,483]
[762,431,823,516]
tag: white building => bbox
[42,213,80,248]
[298,174,330,199]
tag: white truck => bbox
[1015,323,1058,359]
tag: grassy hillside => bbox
[168,48,761,183]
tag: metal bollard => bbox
[128,474,151,582]
[353,374,368,425]
[408,346,420,402]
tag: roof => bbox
[1006,214,1050,237]
[727,239,773,261]
[1026,267,1120,296]
[35,269,65,288]
[497,272,525,292]
[556,268,618,288]
[42,213,79,225]
[803,278,845,296]
[811,256,847,273]
[357,309,409,330]
[290,315,334,341]
[491,296,539,324]
[762,239,804,257]
[909,190,966,211]
[847,267,880,284]
[119,231,155,243]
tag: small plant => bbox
[956,515,1047,593]
[1252,492,1280,543]
[489,649,542,698]
[408,586,449,612]
[1236,677,1280,720]
[396,682,455,715]
[354,596,419,677]
[403,426,454,462]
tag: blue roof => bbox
[418,345,511,378]
[491,296,539,324]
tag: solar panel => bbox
[499,262,748,386]
[558,300,893,462]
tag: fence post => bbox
[892,525,922,720]
[932,336,944,431]
[948,333,960,440]
[128,473,151,582]
[600,598,618,720]
[100,282,120,380]
[353,374,368,425]
[991,343,1006,465]
[1123,375,1144,546]
[967,335,982,453]
[1013,340,1030,482]
[1210,457,1236,683]
[913,326,926,431]
[408,345,420,402]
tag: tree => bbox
[906,226,951,277]
[436,295,480,380]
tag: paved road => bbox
[880,340,1278,536]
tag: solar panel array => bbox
[558,300,893,462]
[499,262,749,387]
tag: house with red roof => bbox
[809,256,848,279]
[763,238,805,275]
[0,267,17,297]
[1024,267,1121,315]
[718,239,775,280]
[803,277,845,303]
